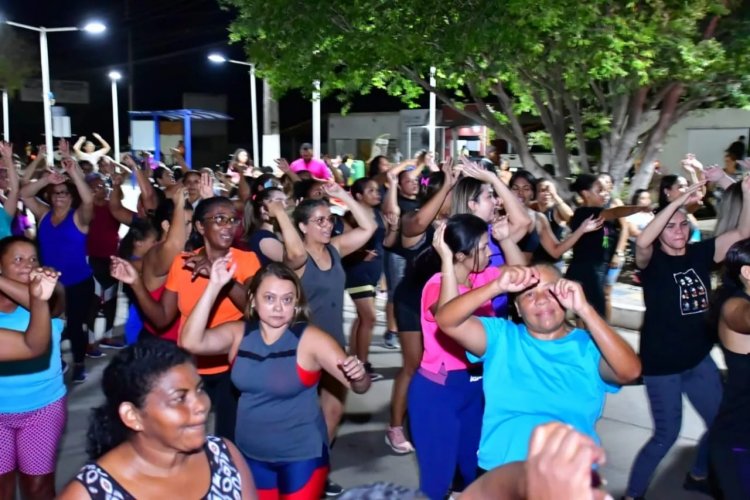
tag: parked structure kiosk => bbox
[128,109,232,167]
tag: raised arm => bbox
[21,145,47,185]
[108,174,136,225]
[110,257,178,329]
[264,200,307,270]
[462,159,533,239]
[491,216,526,266]
[0,270,65,317]
[402,158,457,237]
[20,171,61,220]
[538,213,603,259]
[91,133,111,156]
[72,136,86,156]
[144,189,189,283]
[551,279,641,384]
[179,256,243,355]
[0,270,57,361]
[635,182,705,269]
[62,158,94,228]
[436,266,539,357]
[704,164,736,190]
[326,183,377,258]
[600,205,650,221]
[714,176,750,263]
[0,142,19,218]
[381,168,401,216]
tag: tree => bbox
[222,0,750,190]
[0,27,37,94]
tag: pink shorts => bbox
[0,396,67,475]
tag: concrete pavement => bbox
[51,289,717,499]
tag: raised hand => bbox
[431,222,452,261]
[385,167,399,187]
[440,156,458,186]
[275,158,291,174]
[58,138,70,158]
[199,172,214,199]
[703,164,725,183]
[491,216,510,241]
[37,144,47,158]
[61,157,80,176]
[122,153,138,171]
[29,268,61,300]
[460,156,493,183]
[383,211,400,231]
[550,279,588,315]
[496,266,539,293]
[0,142,12,162]
[675,180,706,206]
[169,186,187,204]
[322,181,345,198]
[581,215,604,233]
[182,252,212,281]
[208,255,237,287]
[338,355,367,382]
[526,422,608,500]
[265,199,287,219]
[45,170,66,185]
[110,256,139,284]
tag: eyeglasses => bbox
[203,215,240,227]
[308,215,336,227]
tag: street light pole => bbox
[312,80,321,158]
[5,20,107,166]
[109,71,122,161]
[207,54,260,167]
[248,64,259,168]
[428,66,436,157]
[39,28,54,165]
[2,89,9,142]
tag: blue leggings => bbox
[626,355,723,497]
[244,446,329,500]
[408,369,484,500]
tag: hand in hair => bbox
[432,222,453,261]
[29,268,60,301]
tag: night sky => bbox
[3,0,413,161]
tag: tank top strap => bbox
[289,321,308,338]
[243,320,260,337]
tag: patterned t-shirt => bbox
[74,436,242,499]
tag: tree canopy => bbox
[222,0,750,189]
[0,27,37,95]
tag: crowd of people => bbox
[0,134,748,500]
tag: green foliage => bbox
[0,28,37,93]
[222,0,750,180]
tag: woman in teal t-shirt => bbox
[435,264,642,471]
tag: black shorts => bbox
[393,281,421,332]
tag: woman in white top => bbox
[73,133,111,165]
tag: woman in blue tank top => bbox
[20,156,95,384]
[180,261,371,499]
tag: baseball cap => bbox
[300,142,313,150]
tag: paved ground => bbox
[50,290,719,499]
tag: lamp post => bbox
[208,54,259,168]
[108,71,122,161]
[5,20,106,166]
[312,80,321,158]
[428,66,436,157]
[2,89,8,142]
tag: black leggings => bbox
[88,256,120,335]
[65,277,95,364]
[710,435,750,500]
[202,370,239,441]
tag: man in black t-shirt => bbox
[624,177,750,499]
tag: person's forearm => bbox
[462,462,526,500]
[602,205,646,221]
[553,195,574,222]
[578,304,641,383]
[131,279,173,329]
[403,184,450,237]
[493,178,531,230]
[546,225,584,259]
[637,200,680,249]
[24,295,51,356]
[20,177,50,199]
[69,169,94,205]
[499,238,526,266]
[22,156,44,184]
[438,259,459,307]
[277,211,307,267]
[436,282,498,331]
[343,193,377,232]
[227,279,248,311]
[135,169,158,211]
[383,222,399,247]
[3,164,20,218]
[715,174,736,190]
[614,221,629,256]
[179,282,222,350]
[383,183,399,215]
[738,191,750,239]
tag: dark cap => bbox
[300,142,313,150]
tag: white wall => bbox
[659,108,750,173]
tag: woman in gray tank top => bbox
[179,261,371,498]
[290,182,377,494]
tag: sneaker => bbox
[364,362,384,382]
[61,359,69,375]
[683,473,711,495]
[323,479,344,497]
[100,338,126,349]
[386,426,415,454]
[72,365,87,384]
[382,331,399,350]
[86,347,106,359]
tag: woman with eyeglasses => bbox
[110,196,261,441]
[20,156,95,384]
[291,182,376,495]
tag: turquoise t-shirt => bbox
[470,317,619,469]
[0,306,66,413]
[0,208,12,239]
